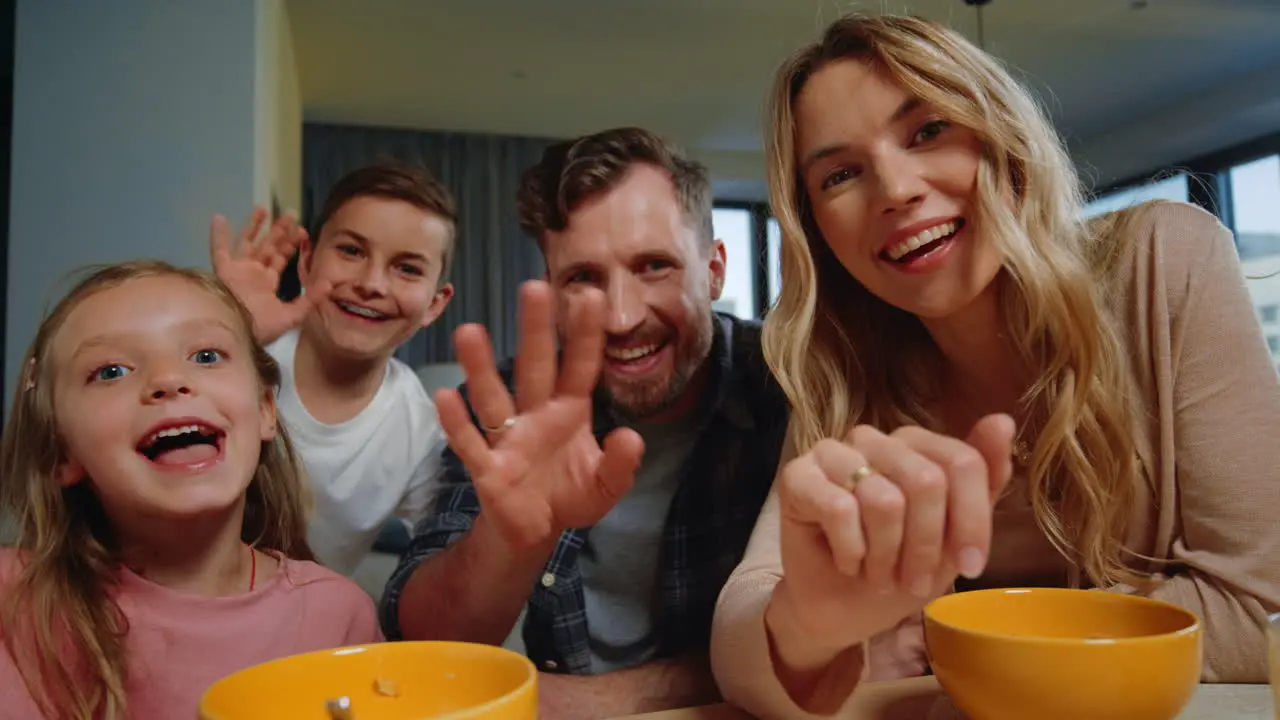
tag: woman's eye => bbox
[190,349,224,365]
[821,167,858,190]
[91,364,130,383]
[913,120,950,145]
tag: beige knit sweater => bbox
[710,202,1280,718]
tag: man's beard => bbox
[600,315,715,421]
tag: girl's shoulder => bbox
[276,557,373,605]
[277,556,353,586]
[273,557,382,644]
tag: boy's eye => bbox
[190,349,224,365]
[91,364,130,382]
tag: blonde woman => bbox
[710,13,1280,718]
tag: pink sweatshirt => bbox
[0,548,383,719]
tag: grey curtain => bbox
[299,122,556,365]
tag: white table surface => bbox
[614,676,1274,719]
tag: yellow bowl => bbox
[199,641,537,720]
[923,588,1201,720]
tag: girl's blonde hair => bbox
[763,14,1144,589]
[0,261,314,720]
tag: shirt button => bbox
[544,660,558,670]
[540,572,556,588]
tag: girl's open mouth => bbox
[136,423,226,468]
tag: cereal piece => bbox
[374,677,400,697]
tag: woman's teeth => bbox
[885,220,959,261]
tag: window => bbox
[1084,173,1189,218]
[711,208,757,319]
[766,217,782,309]
[1269,336,1280,355]
[1230,155,1280,366]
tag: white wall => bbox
[255,0,304,213]
[270,2,304,214]
[6,0,302,403]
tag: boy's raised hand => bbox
[209,207,332,345]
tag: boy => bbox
[210,161,455,576]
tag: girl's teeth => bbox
[146,424,211,444]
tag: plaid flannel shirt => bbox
[379,312,789,674]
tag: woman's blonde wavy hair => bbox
[763,14,1147,589]
[0,261,314,720]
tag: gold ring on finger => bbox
[848,464,876,490]
[482,416,518,434]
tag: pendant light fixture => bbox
[962,0,993,49]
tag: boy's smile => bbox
[299,195,454,362]
[334,299,393,321]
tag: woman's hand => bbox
[766,415,1016,673]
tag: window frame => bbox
[711,200,772,319]
[1091,130,1280,230]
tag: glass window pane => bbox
[1085,173,1188,218]
[766,217,782,309]
[1231,155,1280,374]
[712,208,757,319]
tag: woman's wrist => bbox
[764,580,868,712]
[765,580,860,674]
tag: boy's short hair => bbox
[312,160,458,282]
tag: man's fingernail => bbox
[958,547,986,579]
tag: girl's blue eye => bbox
[92,365,130,382]
[191,349,224,365]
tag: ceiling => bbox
[287,0,1280,200]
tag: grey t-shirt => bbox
[578,406,707,673]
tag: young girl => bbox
[0,261,383,720]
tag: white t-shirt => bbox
[267,330,446,576]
